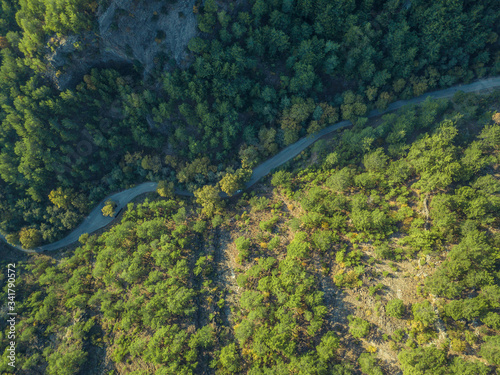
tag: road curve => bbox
[4,76,500,252]
[247,76,500,187]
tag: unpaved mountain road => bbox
[4,76,500,253]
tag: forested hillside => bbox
[0,0,499,247]
[1,90,499,374]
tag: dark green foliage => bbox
[412,301,436,328]
[406,120,461,193]
[447,357,489,375]
[235,236,251,263]
[249,196,269,212]
[482,312,500,330]
[287,231,310,259]
[444,296,489,321]
[426,230,498,298]
[374,242,397,260]
[400,347,490,375]
[218,343,242,373]
[368,283,385,296]
[327,167,355,192]
[363,148,388,174]
[271,170,293,189]
[479,335,500,366]
[358,353,383,375]
[233,248,331,372]
[386,299,405,318]
[0,0,499,246]
[312,230,336,252]
[316,332,340,361]
[0,1,499,373]
[259,215,279,232]
[398,346,447,375]
[45,341,87,375]
[348,316,371,339]
[0,200,219,373]
[392,329,405,343]
[16,0,93,58]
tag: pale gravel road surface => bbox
[5,76,500,252]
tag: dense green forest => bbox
[0,0,499,246]
[1,90,499,374]
[0,0,500,373]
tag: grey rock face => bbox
[98,0,198,70]
[46,0,198,90]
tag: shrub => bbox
[363,148,388,173]
[386,299,405,318]
[218,343,242,373]
[259,216,279,232]
[398,347,446,375]
[412,301,436,328]
[287,232,310,259]
[480,335,500,366]
[211,215,224,227]
[192,220,207,233]
[102,200,117,217]
[392,329,405,342]
[482,312,500,330]
[312,230,335,252]
[316,332,340,361]
[271,170,292,188]
[348,315,371,338]
[249,196,269,212]
[368,283,385,296]
[354,172,378,189]
[448,357,489,375]
[267,236,280,251]
[327,167,354,192]
[157,180,174,198]
[374,243,393,259]
[235,236,251,263]
[358,353,383,375]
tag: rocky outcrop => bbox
[98,0,198,71]
[45,33,103,90]
[46,0,199,90]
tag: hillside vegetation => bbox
[0,0,499,246]
[1,90,499,374]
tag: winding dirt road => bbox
[4,76,500,253]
